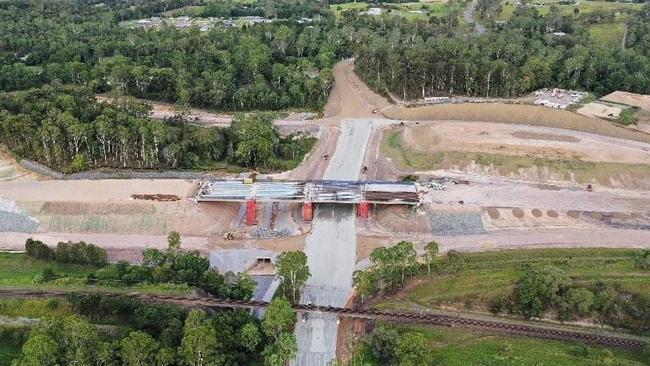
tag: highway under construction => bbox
[196,178,420,223]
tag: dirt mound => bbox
[512,131,580,143]
[486,207,500,219]
[547,210,559,218]
[512,208,525,218]
[376,206,431,234]
[531,208,543,218]
[567,210,580,219]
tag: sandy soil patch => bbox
[403,121,650,164]
[0,179,196,202]
[600,91,650,111]
[375,206,432,234]
[0,150,40,181]
[576,102,622,119]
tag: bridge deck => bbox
[196,179,420,205]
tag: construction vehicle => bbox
[224,231,236,240]
[427,181,447,190]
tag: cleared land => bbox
[577,102,623,120]
[380,123,650,189]
[382,103,650,144]
[349,322,648,366]
[372,248,649,313]
[602,91,650,111]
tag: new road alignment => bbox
[294,119,392,365]
[0,289,645,350]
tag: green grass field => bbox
[0,253,191,294]
[373,248,650,313]
[351,322,649,365]
[330,1,452,19]
[495,0,642,21]
[380,129,650,187]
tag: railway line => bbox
[0,288,646,350]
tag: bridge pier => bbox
[246,199,257,225]
[357,201,370,219]
[302,201,313,221]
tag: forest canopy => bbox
[0,86,314,172]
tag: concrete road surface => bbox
[293,119,385,365]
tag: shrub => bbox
[634,249,650,270]
[41,268,57,282]
[25,238,54,260]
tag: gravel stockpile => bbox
[0,198,38,233]
[0,211,39,233]
[429,211,486,236]
[251,227,291,239]
[19,159,63,179]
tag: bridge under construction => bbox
[196,179,421,223]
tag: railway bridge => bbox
[196,179,420,224]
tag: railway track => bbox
[0,288,646,350]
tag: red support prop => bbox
[246,199,257,225]
[302,201,314,221]
[357,201,370,219]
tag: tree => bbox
[367,325,398,364]
[353,269,378,303]
[229,115,279,167]
[275,251,311,303]
[559,288,595,320]
[120,331,159,366]
[262,297,296,340]
[167,231,181,253]
[14,330,59,366]
[423,241,439,275]
[262,332,297,366]
[179,310,222,366]
[238,323,262,352]
[394,332,432,366]
[514,266,570,318]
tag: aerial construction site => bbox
[1,59,649,365]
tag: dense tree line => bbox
[0,0,338,111]
[491,265,650,333]
[0,86,314,172]
[10,296,297,366]
[352,4,650,99]
[25,238,107,266]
